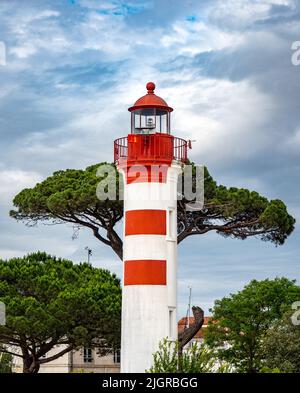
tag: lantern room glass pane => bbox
[131,109,170,134]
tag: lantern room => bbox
[128,82,173,134]
[114,82,187,166]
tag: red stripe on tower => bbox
[126,164,169,184]
[124,260,167,285]
[125,210,166,236]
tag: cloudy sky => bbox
[0,0,299,316]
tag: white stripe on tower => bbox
[121,164,181,373]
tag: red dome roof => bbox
[128,82,173,112]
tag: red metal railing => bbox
[173,136,188,163]
[114,136,128,161]
[114,135,187,164]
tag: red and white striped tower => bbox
[114,82,188,373]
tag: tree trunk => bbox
[23,356,40,373]
[177,306,204,372]
[107,229,123,260]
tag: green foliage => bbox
[10,163,295,260]
[10,163,124,259]
[147,338,231,373]
[11,163,123,221]
[0,252,121,373]
[0,350,12,373]
[70,368,94,373]
[205,278,300,373]
[178,164,295,245]
[261,311,300,373]
[259,367,281,373]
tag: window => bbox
[83,347,93,363]
[167,208,176,241]
[169,308,175,337]
[114,349,121,364]
[131,109,170,134]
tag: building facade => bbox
[12,317,210,373]
[12,347,120,373]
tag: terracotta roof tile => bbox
[178,316,211,326]
[177,316,212,339]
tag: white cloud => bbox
[0,170,42,205]
[164,77,276,169]
[0,0,299,314]
[284,127,300,150]
[7,7,69,60]
[10,42,37,58]
[20,9,60,24]
[161,20,244,55]
[210,0,295,29]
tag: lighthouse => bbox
[114,82,188,373]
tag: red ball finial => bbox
[146,81,155,94]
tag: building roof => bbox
[178,316,212,339]
[128,82,173,112]
[178,316,211,326]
